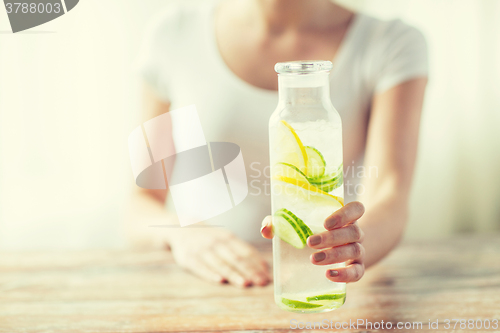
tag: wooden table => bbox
[1,236,499,332]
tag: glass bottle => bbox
[269,61,345,313]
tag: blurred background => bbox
[0,0,499,251]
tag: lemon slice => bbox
[281,298,323,309]
[275,120,308,174]
[273,175,344,207]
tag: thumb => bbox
[260,215,273,239]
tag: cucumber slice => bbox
[308,163,343,192]
[281,208,313,240]
[273,210,306,249]
[281,298,323,309]
[306,293,346,302]
[273,208,313,249]
[308,163,343,184]
[316,173,344,193]
[309,173,340,185]
[304,146,326,178]
[273,163,309,184]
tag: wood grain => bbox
[1,236,499,332]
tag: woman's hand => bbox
[169,228,271,288]
[261,201,365,283]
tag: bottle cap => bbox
[275,60,333,74]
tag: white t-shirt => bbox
[137,1,428,243]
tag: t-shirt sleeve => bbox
[374,21,429,93]
[136,7,182,102]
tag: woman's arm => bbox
[126,83,176,249]
[358,77,428,267]
[127,83,271,286]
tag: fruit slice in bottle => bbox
[273,208,313,249]
[306,293,346,302]
[275,120,308,174]
[308,163,342,184]
[281,298,323,309]
[314,173,343,193]
[304,146,326,178]
[308,164,343,192]
[273,162,309,183]
[273,175,344,207]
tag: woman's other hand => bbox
[261,201,365,283]
[169,228,271,288]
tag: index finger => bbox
[324,201,365,230]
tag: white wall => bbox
[342,0,500,238]
[0,0,176,250]
[0,0,498,250]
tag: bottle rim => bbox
[274,60,333,74]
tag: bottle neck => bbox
[277,73,331,107]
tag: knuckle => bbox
[358,228,365,242]
[352,267,362,281]
[327,248,339,261]
[350,224,363,241]
[351,242,363,258]
[339,209,349,222]
[352,201,365,216]
[326,213,342,229]
[336,248,345,260]
[355,265,365,281]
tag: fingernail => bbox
[313,252,326,262]
[256,276,269,286]
[308,235,321,246]
[325,215,341,230]
[261,218,271,232]
[239,277,252,288]
[329,270,339,277]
